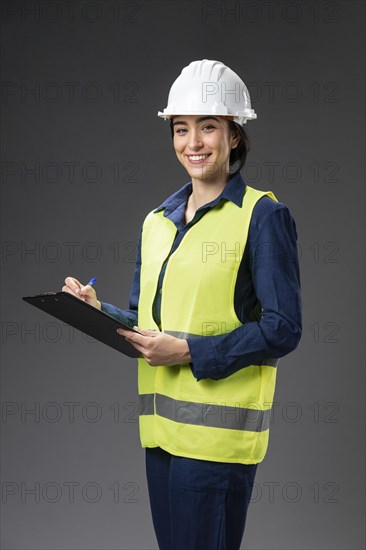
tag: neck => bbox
[190,174,230,210]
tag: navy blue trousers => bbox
[145,446,258,550]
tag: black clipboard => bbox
[22,291,141,358]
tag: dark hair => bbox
[169,118,250,175]
[227,120,250,175]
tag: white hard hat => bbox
[157,59,257,125]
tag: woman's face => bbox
[171,115,239,184]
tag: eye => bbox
[175,128,187,135]
[202,124,215,131]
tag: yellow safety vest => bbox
[137,184,279,464]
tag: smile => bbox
[186,154,211,164]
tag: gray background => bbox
[1,0,365,548]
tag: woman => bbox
[63,59,302,549]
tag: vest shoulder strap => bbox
[244,185,278,207]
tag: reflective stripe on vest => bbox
[137,184,279,464]
[139,393,272,432]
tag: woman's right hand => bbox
[62,276,101,310]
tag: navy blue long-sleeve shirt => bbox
[101,172,302,381]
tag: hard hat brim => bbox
[157,110,257,124]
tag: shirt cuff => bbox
[187,337,218,381]
[100,302,137,329]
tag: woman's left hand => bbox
[117,326,192,366]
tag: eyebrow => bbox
[172,116,221,127]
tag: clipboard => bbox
[22,291,141,358]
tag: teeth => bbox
[189,155,209,161]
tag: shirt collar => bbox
[153,171,246,216]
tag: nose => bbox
[187,128,203,150]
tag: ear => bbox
[230,128,241,150]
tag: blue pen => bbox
[86,277,97,287]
